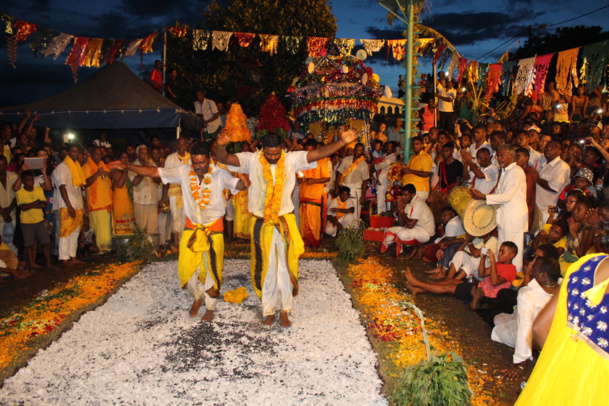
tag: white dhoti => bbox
[261,227,294,317]
[345,186,362,220]
[382,225,431,246]
[157,211,172,243]
[134,203,158,235]
[450,251,482,277]
[185,251,218,311]
[377,185,388,214]
[169,195,185,235]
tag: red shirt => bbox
[478,262,517,298]
[150,68,162,92]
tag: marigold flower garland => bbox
[260,151,285,224]
[189,161,214,211]
[339,155,365,186]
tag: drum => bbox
[447,186,496,237]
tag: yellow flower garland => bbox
[339,155,365,186]
[260,151,285,224]
[189,161,214,211]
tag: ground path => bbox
[1,259,387,405]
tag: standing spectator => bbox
[515,148,538,232]
[150,60,163,93]
[16,171,53,270]
[471,144,528,271]
[0,155,18,254]
[82,147,113,254]
[534,140,571,229]
[335,143,369,220]
[437,78,456,134]
[92,131,111,149]
[419,99,437,134]
[111,152,135,235]
[129,145,159,235]
[401,136,432,200]
[53,144,85,266]
[162,137,191,250]
[194,90,223,141]
[165,69,179,105]
[375,141,397,213]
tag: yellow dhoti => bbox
[89,208,112,253]
[233,189,252,239]
[59,208,84,237]
[178,218,224,300]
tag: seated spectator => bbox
[559,196,597,275]
[492,257,561,381]
[423,207,466,274]
[16,171,53,271]
[527,220,567,260]
[404,242,518,306]
[380,184,435,256]
[0,234,26,280]
[325,186,357,237]
[556,168,597,206]
[547,189,584,224]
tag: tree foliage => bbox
[514,25,609,60]
[167,0,337,113]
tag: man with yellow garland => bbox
[52,144,85,266]
[334,142,369,220]
[161,137,191,251]
[216,128,359,328]
[109,142,245,321]
[82,147,113,253]
[299,139,331,248]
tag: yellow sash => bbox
[339,156,365,186]
[64,156,86,187]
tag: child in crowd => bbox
[16,171,54,271]
[326,186,356,237]
[527,220,567,260]
[78,216,98,259]
[404,242,518,307]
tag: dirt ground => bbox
[0,241,525,405]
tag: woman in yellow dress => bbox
[515,250,609,404]
[111,152,135,235]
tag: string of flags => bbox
[3,11,609,101]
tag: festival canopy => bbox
[0,62,197,130]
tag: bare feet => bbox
[32,263,42,269]
[279,311,292,328]
[405,281,424,296]
[70,258,84,265]
[189,298,203,317]
[471,287,484,310]
[429,269,447,280]
[262,314,275,326]
[425,265,443,275]
[201,310,214,321]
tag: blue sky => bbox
[1,0,609,107]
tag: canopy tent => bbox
[0,62,197,130]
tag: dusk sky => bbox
[1,0,609,108]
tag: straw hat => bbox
[461,200,496,237]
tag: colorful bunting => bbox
[360,39,385,56]
[531,53,554,97]
[139,32,157,54]
[124,39,142,57]
[581,41,609,92]
[433,43,446,65]
[485,63,503,102]
[192,29,210,51]
[307,37,328,57]
[167,26,187,38]
[387,39,406,61]
[65,36,89,81]
[105,39,125,64]
[334,38,355,56]
[283,36,301,54]
[82,38,103,67]
[514,57,535,95]
[456,58,468,84]
[212,31,232,51]
[259,34,279,55]
[235,32,256,47]
[7,19,37,67]
[555,48,579,94]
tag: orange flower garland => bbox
[189,161,214,211]
[339,155,365,186]
[260,151,285,224]
[224,103,251,143]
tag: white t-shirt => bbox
[52,162,84,210]
[194,98,222,133]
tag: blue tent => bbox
[0,62,197,130]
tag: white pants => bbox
[169,195,185,235]
[225,199,235,222]
[134,203,158,234]
[261,227,293,317]
[325,213,357,237]
[450,251,481,277]
[345,186,362,220]
[292,185,300,225]
[59,227,80,260]
[498,227,524,272]
[383,225,431,245]
[185,252,218,311]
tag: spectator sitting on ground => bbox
[325,186,357,237]
[0,234,27,281]
[527,220,567,261]
[423,207,465,271]
[404,242,518,307]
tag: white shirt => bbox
[491,279,555,364]
[230,150,316,217]
[469,141,493,166]
[535,156,570,211]
[486,162,528,233]
[374,152,397,188]
[436,215,465,243]
[194,98,222,133]
[337,155,370,189]
[405,195,435,237]
[129,160,158,205]
[92,139,111,148]
[473,163,499,194]
[0,171,18,218]
[327,196,355,217]
[159,165,239,225]
[52,162,84,210]
[437,83,456,113]
[528,147,542,170]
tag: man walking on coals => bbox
[109,142,245,321]
[215,127,359,327]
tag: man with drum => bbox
[471,144,527,271]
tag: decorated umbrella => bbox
[289,53,382,145]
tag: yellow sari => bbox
[113,183,135,235]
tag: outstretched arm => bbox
[108,161,160,179]
[306,127,359,163]
[215,129,242,167]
